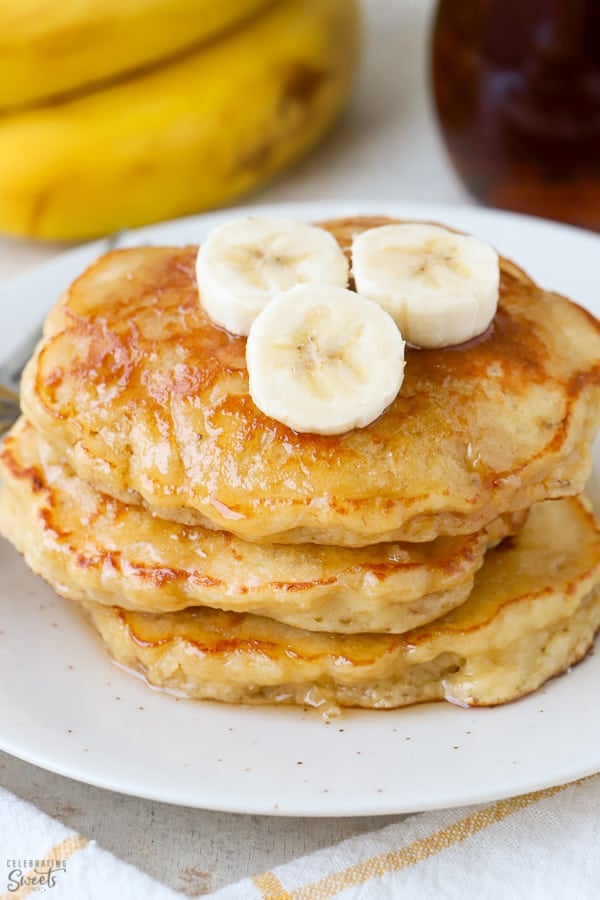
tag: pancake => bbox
[20,216,600,545]
[77,496,600,710]
[0,417,524,633]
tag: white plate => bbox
[1,202,599,817]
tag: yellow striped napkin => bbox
[212,774,600,900]
[2,775,599,899]
[0,786,181,900]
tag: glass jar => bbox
[431,0,600,230]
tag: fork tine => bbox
[0,384,19,405]
[0,373,21,439]
[0,328,42,394]
[0,394,20,437]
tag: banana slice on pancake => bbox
[246,284,406,435]
[195,216,349,335]
[352,223,500,348]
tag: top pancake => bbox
[21,216,600,546]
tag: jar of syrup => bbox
[431,0,600,230]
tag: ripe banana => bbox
[0,0,359,240]
[352,224,500,349]
[196,216,349,335]
[0,0,272,110]
[246,284,406,435]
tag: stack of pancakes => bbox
[2,216,600,713]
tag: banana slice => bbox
[352,223,500,348]
[196,216,350,335]
[246,284,405,435]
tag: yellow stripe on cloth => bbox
[254,781,576,900]
[252,870,292,898]
[0,834,88,900]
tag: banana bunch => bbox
[0,0,274,110]
[0,0,359,240]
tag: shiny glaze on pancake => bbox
[0,417,524,633]
[21,216,600,545]
[79,497,600,709]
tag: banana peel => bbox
[0,0,360,240]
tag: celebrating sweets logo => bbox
[5,858,67,893]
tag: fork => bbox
[0,327,42,437]
[0,231,128,439]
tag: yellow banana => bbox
[0,0,359,240]
[0,0,273,110]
